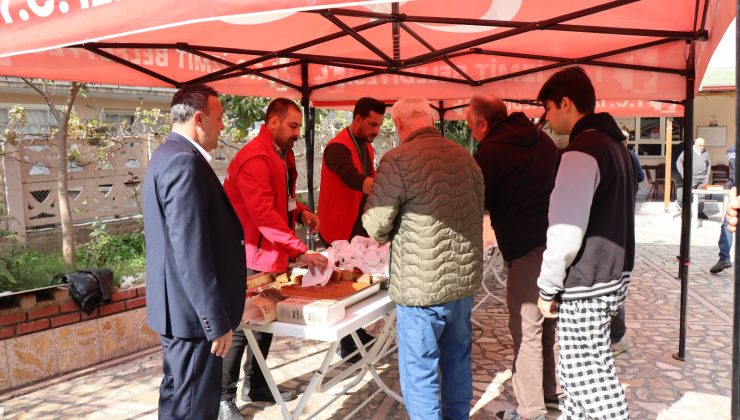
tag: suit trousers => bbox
[506,246,559,418]
[158,334,223,419]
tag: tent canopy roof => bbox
[0,0,734,117]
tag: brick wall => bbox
[0,285,158,393]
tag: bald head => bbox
[466,95,508,142]
[694,137,705,153]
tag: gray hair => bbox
[170,83,218,124]
[468,95,508,127]
[390,97,434,125]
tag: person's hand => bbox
[538,297,558,318]
[301,210,320,233]
[211,330,233,357]
[297,251,329,274]
[362,177,374,195]
[727,187,739,232]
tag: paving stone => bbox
[0,201,734,418]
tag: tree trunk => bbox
[21,79,82,268]
[56,83,81,268]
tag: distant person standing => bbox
[317,97,386,362]
[676,137,711,218]
[710,146,736,274]
[610,130,645,357]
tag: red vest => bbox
[223,126,308,273]
[318,128,376,244]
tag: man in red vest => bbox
[219,98,328,418]
[318,97,386,362]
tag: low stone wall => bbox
[0,285,158,393]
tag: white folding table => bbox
[691,188,730,228]
[241,290,403,419]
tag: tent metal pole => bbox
[673,50,695,362]
[732,5,740,417]
[310,8,701,41]
[300,61,316,250]
[438,101,446,137]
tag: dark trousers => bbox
[159,334,222,419]
[221,268,273,401]
[221,327,273,400]
[676,180,705,212]
[610,306,627,342]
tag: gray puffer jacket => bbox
[362,127,484,307]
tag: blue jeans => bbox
[719,216,733,261]
[396,295,474,420]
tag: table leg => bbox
[309,310,403,418]
[292,340,340,419]
[244,329,292,419]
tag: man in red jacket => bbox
[317,97,385,362]
[219,98,328,418]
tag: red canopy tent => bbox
[1,0,739,410]
[0,1,732,110]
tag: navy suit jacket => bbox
[144,132,246,340]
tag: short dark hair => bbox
[170,83,218,123]
[353,97,386,119]
[265,98,302,123]
[537,66,596,114]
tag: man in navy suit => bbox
[144,83,247,419]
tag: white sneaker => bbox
[611,336,630,357]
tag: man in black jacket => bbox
[468,96,560,420]
[536,67,636,420]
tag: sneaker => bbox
[611,336,630,357]
[544,395,563,411]
[496,409,545,420]
[241,386,296,405]
[218,398,243,420]
[710,259,732,274]
[698,212,709,220]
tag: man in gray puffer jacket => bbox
[363,96,484,420]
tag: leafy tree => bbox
[437,120,475,153]
[219,95,269,141]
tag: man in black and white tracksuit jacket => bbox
[536,67,636,420]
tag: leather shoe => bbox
[710,259,732,274]
[338,328,375,364]
[218,398,242,420]
[242,386,296,405]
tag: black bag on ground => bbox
[62,269,114,314]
